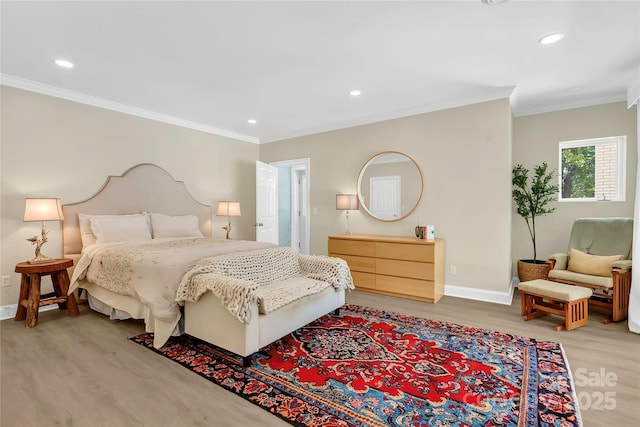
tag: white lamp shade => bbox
[336,194,359,210]
[216,201,241,216]
[23,198,64,221]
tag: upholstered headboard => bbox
[62,163,212,257]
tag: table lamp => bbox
[23,198,64,264]
[336,194,358,235]
[216,201,241,239]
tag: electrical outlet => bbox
[449,265,457,275]
[1,275,10,288]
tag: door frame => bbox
[270,158,310,255]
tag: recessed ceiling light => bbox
[247,119,257,124]
[538,33,565,45]
[54,59,74,68]
[480,0,510,5]
[349,90,361,96]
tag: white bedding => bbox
[69,238,275,341]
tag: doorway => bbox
[271,158,310,254]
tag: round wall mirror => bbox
[357,151,424,222]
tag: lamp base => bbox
[222,219,232,240]
[28,253,55,264]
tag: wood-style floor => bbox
[2,290,639,426]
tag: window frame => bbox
[558,136,626,202]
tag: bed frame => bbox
[61,163,213,347]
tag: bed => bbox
[63,163,273,348]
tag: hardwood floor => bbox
[2,290,639,426]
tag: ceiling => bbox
[1,1,639,144]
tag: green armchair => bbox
[548,217,633,323]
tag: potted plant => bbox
[512,162,558,282]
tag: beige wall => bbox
[512,102,637,270]
[0,86,259,306]
[260,98,514,293]
[3,86,633,308]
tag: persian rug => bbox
[130,304,582,427]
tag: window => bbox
[559,136,626,202]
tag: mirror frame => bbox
[356,151,424,222]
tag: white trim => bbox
[444,280,516,306]
[558,135,626,202]
[0,74,260,144]
[514,94,628,117]
[627,73,640,108]
[0,303,59,321]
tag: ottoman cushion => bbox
[519,279,593,301]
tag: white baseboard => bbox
[3,280,520,318]
[0,303,59,321]
[444,278,517,306]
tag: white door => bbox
[256,161,279,244]
[370,175,401,220]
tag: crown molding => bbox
[628,73,639,108]
[513,94,628,117]
[0,74,260,144]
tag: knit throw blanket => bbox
[176,247,354,323]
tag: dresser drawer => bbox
[351,271,376,290]
[376,275,434,299]
[328,235,443,304]
[376,242,434,262]
[376,258,434,280]
[329,239,376,257]
[335,254,376,273]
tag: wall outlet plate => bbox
[1,275,10,288]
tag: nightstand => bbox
[14,258,79,327]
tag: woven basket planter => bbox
[517,260,550,282]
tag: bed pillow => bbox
[89,214,152,244]
[567,248,624,277]
[79,213,150,247]
[150,212,203,238]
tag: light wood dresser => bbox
[328,234,444,303]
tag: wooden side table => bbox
[14,258,79,328]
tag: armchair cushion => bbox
[549,253,568,270]
[612,259,632,271]
[548,269,614,288]
[567,248,624,277]
[569,217,633,259]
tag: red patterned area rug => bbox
[130,304,582,427]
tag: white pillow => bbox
[78,213,146,247]
[89,214,152,244]
[150,212,203,238]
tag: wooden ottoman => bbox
[518,279,593,331]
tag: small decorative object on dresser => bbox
[14,258,79,328]
[328,234,444,303]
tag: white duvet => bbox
[69,237,275,322]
